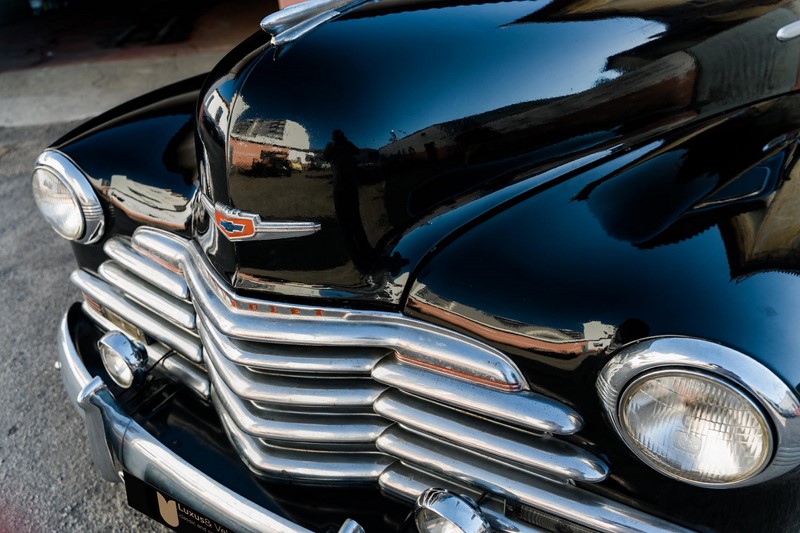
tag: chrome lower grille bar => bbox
[99,262,196,330]
[71,269,202,363]
[81,302,210,400]
[207,357,390,443]
[218,407,395,484]
[205,344,386,409]
[372,357,580,435]
[374,390,607,483]
[378,464,546,533]
[376,428,693,533]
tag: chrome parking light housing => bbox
[597,337,800,488]
[415,489,491,533]
[32,149,104,244]
[98,331,148,389]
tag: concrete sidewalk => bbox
[0,0,272,127]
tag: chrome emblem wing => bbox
[200,194,320,242]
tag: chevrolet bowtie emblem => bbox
[201,195,320,242]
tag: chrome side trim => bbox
[376,428,697,533]
[777,20,800,41]
[99,262,196,330]
[129,228,528,391]
[197,311,385,374]
[35,150,105,244]
[374,391,607,483]
[71,270,202,363]
[57,316,328,532]
[82,302,210,400]
[208,359,389,443]
[371,358,581,435]
[218,407,395,483]
[104,238,189,300]
[597,337,800,488]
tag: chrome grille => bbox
[68,226,705,533]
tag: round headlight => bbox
[32,150,105,244]
[619,369,772,486]
[32,166,84,240]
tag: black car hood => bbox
[195,0,800,306]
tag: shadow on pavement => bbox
[0,0,273,73]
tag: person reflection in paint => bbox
[324,130,375,273]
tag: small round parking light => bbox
[415,489,491,533]
[98,331,148,389]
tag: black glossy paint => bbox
[49,0,800,530]
[196,0,800,305]
[408,92,800,532]
[56,75,206,264]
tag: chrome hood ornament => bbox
[260,0,365,46]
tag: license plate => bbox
[124,473,235,533]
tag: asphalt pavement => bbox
[0,1,268,530]
[0,122,169,533]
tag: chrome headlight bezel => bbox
[33,149,104,244]
[597,337,800,489]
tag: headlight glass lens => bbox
[620,370,771,485]
[32,166,84,240]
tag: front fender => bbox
[54,75,206,269]
[405,91,800,533]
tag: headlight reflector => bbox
[619,370,771,486]
[32,166,84,240]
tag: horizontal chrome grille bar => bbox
[99,262,196,330]
[374,391,607,483]
[198,311,386,374]
[378,464,547,533]
[81,302,210,400]
[71,270,202,363]
[208,358,389,443]
[77,226,692,530]
[371,358,581,435]
[104,238,189,300]
[218,407,394,483]
[376,428,695,533]
[130,229,528,391]
[206,344,386,409]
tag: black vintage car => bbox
[31,1,800,532]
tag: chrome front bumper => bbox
[56,310,364,533]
